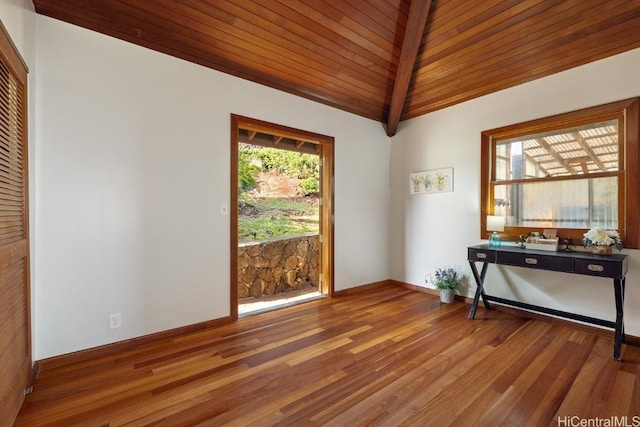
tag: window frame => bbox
[480,98,639,249]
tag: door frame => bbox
[230,114,334,321]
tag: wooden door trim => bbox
[230,114,334,321]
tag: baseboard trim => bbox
[35,279,639,375]
[35,280,393,374]
[332,279,392,296]
[35,316,233,375]
[390,279,640,343]
[391,279,468,302]
[35,280,392,373]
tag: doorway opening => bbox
[230,115,334,320]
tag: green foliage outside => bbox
[238,144,320,241]
[239,198,318,241]
[238,147,261,208]
[238,153,259,193]
[300,177,319,196]
[239,144,320,196]
[253,146,318,179]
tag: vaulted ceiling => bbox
[32,0,640,136]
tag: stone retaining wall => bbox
[238,234,319,298]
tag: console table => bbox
[467,244,629,360]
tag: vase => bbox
[440,289,454,303]
[591,245,613,255]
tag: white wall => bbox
[7,2,639,360]
[0,0,36,352]
[32,16,390,359]
[390,48,640,335]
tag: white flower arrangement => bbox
[582,227,622,250]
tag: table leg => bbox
[469,261,490,319]
[621,278,626,343]
[613,277,625,361]
[479,263,490,309]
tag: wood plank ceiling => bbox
[32,0,640,136]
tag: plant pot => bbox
[440,289,454,303]
[591,245,613,255]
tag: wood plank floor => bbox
[15,283,640,426]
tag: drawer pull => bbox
[476,253,487,259]
[525,258,538,265]
[588,264,604,272]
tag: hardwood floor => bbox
[15,283,640,426]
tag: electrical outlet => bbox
[109,312,122,330]
[425,272,431,285]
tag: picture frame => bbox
[409,167,453,194]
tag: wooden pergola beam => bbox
[572,132,608,172]
[535,138,578,175]
[523,152,550,177]
[384,0,432,137]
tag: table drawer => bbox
[497,251,573,272]
[574,258,625,278]
[468,247,496,263]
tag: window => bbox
[481,98,639,249]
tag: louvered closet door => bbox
[0,22,31,427]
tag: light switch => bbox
[220,204,228,215]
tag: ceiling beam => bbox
[384,0,432,137]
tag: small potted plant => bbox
[433,266,460,303]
